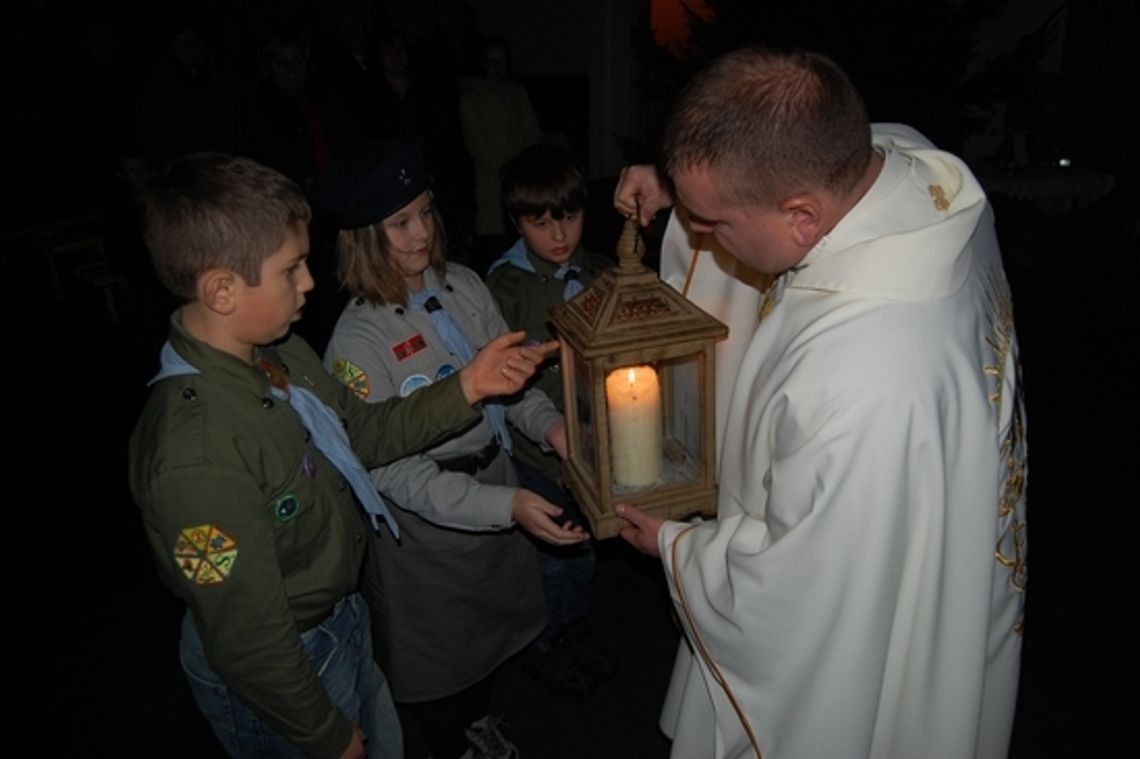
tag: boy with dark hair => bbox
[486,143,616,699]
[129,152,551,758]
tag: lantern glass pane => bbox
[663,356,702,464]
[574,358,595,479]
[661,358,704,485]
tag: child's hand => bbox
[512,489,590,545]
[338,725,366,759]
[460,331,559,403]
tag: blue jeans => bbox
[179,593,402,758]
[512,457,596,652]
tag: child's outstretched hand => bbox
[460,331,559,403]
[512,489,590,546]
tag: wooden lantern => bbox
[549,219,728,538]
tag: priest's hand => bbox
[613,165,673,226]
[513,489,590,545]
[460,331,560,403]
[616,503,663,557]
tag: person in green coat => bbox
[128,153,552,759]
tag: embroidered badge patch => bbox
[928,184,950,212]
[331,359,369,399]
[400,373,432,397]
[392,334,427,361]
[274,494,302,522]
[173,525,238,586]
[435,364,456,380]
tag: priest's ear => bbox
[781,194,826,249]
[197,268,241,315]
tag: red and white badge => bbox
[392,334,427,361]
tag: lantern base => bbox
[576,487,718,540]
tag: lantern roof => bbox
[550,219,728,357]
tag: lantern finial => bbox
[616,217,644,273]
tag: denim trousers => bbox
[511,457,596,651]
[179,592,403,758]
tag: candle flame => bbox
[627,367,636,384]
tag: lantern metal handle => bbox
[617,217,644,273]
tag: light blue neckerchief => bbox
[149,341,200,385]
[555,265,583,299]
[488,237,583,301]
[408,289,512,454]
[150,341,399,537]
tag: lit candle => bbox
[605,365,662,487]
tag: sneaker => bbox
[465,714,520,759]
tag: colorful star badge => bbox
[331,359,370,399]
[173,525,239,586]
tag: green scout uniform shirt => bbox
[486,244,612,481]
[128,315,478,758]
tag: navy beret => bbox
[309,139,431,230]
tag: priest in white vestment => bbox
[615,49,1027,759]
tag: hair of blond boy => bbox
[662,48,871,208]
[143,153,311,303]
[336,205,448,308]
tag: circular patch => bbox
[399,373,432,397]
[435,364,457,381]
[274,494,301,522]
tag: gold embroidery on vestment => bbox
[756,277,783,325]
[928,184,950,211]
[984,268,1028,611]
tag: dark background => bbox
[6,0,1135,756]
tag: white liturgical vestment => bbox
[657,125,1028,759]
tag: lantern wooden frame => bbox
[550,220,728,538]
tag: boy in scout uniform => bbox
[128,153,551,759]
[486,144,618,698]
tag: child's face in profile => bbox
[517,209,583,266]
[236,223,313,345]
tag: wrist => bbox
[458,366,479,405]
